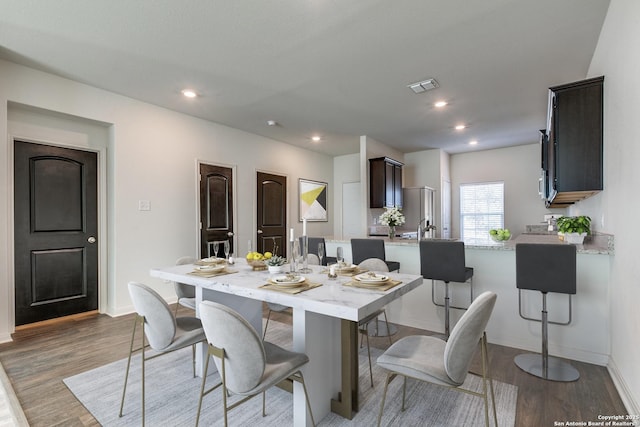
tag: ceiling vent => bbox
[408,78,439,94]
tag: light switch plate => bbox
[138,200,151,211]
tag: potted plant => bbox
[556,215,591,244]
[266,255,286,273]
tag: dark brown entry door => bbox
[14,140,98,326]
[199,163,234,258]
[256,172,287,257]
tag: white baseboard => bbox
[608,358,640,417]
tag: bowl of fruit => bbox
[246,251,272,270]
[489,228,512,242]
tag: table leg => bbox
[330,319,359,418]
[292,309,340,426]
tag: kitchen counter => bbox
[354,232,614,255]
[325,232,613,366]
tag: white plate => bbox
[354,273,389,284]
[199,257,226,264]
[195,265,225,273]
[337,264,357,272]
[271,275,305,287]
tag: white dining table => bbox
[150,259,423,426]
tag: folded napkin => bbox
[343,279,402,291]
[259,279,322,295]
[187,269,237,278]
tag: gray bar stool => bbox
[514,243,579,382]
[419,240,474,338]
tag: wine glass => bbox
[212,241,220,258]
[336,246,344,265]
[317,242,325,266]
[292,240,300,271]
[224,240,230,260]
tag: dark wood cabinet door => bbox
[14,141,98,325]
[369,157,403,208]
[545,76,603,207]
[199,163,234,258]
[256,172,287,257]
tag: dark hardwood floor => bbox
[0,306,628,426]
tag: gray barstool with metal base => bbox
[419,240,474,338]
[514,243,579,382]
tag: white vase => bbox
[268,265,284,274]
[564,232,587,244]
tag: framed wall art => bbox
[299,178,328,221]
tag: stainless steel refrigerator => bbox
[401,186,437,239]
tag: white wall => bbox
[332,153,360,238]
[450,144,565,237]
[581,0,640,414]
[0,59,334,339]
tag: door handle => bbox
[88,236,96,243]
[227,232,234,237]
[257,230,263,234]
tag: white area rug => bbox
[64,321,517,426]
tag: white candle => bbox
[303,218,307,236]
[290,228,294,241]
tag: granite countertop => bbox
[328,233,614,255]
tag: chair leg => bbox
[195,348,211,427]
[401,375,407,411]
[444,282,451,338]
[262,310,273,340]
[365,332,373,387]
[140,320,146,426]
[376,372,393,427]
[119,316,139,417]
[262,391,266,417]
[481,332,498,427]
[174,299,179,317]
[382,310,393,347]
[189,344,195,377]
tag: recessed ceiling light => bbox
[267,120,278,126]
[434,101,447,108]
[455,124,466,130]
[311,135,321,142]
[181,89,197,98]
[469,140,478,145]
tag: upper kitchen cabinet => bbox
[369,157,403,208]
[545,76,604,208]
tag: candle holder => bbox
[289,239,298,273]
[299,235,312,273]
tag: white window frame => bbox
[459,181,504,243]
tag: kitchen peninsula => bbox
[325,233,613,367]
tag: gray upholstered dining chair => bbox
[262,254,320,339]
[351,238,400,272]
[173,256,197,315]
[120,282,207,425]
[357,258,393,387]
[196,300,315,427]
[299,236,336,266]
[376,291,498,427]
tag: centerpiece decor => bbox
[379,206,405,239]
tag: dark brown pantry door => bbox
[14,141,98,326]
[199,163,234,258]
[256,172,287,257]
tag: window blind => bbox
[460,182,504,242]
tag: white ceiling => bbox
[0,0,610,156]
